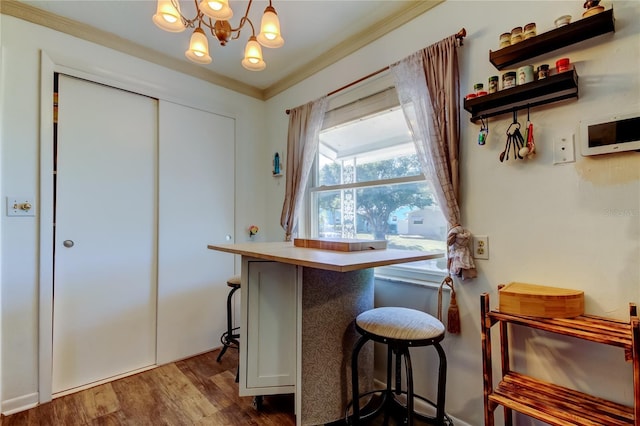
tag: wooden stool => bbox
[217,275,240,381]
[350,307,451,425]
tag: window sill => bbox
[375,253,447,287]
[374,270,448,290]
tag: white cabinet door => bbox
[241,260,297,394]
[53,75,157,393]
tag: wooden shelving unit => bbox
[463,70,578,123]
[480,292,639,426]
[489,8,615,70]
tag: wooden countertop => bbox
[207,241,443,273]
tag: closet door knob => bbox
[63,240,74,248]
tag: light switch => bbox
[6,197,36,217]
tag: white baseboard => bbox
[2,392,39,416]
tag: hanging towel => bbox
[447,225,477,280]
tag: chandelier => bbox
[152,0,284,71]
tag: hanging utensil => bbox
[502,111,521,162]
[513,126,525,159]
[526,120,536,158]
[499,136,508,162]
[520,108,533,158]
[478,116,488,146]
[511,110,524,159]
[500,120,514,162]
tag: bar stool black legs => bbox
[217,275,241,382]
[349,307,452,426]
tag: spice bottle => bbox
[537,64,550,79]
[510,27,523,44]
[502,72,516,90]
[517,65,534,85]
[488,76,499,93]
[499,32,511,48]
[524,23,537,39]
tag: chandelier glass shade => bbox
[199,0,233,21]
[256,6,284,48]
[241,35,266,71]
[185,28,212,64]
[152,0,283,71]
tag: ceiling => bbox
[5,0,442,99]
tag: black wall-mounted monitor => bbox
[580,112,640,156]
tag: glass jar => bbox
[488,76,499,93]
[556,58,571,73]
[537,64,550,79]
[524,23,537,39]
[510,27,523,44]
[499,32,511,48]
[517,65,534,85]
[502,71,517,90]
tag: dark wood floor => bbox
[1,348,296,426]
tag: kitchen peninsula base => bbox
[208,242,441,425]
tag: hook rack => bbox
[464,69,578,123]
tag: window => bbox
[307,85,447,280]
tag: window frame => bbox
[305,79,447,282]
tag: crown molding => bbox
[1,0,443,101]
[262,0,445,100]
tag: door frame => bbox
[38,51,238,403]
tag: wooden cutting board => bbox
[293,238,387,252]
[498,282,584,318]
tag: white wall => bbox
[2,1,639,423]
[265,1,640,425]
[0,15,267,410]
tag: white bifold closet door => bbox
[53,75,158,394]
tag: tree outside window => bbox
[313,107,445,253]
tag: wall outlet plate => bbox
[553,135,575,164]
[473,235,489,260]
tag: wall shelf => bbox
[489,8,615,70]
[463,70,578,123]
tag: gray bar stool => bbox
[350,307,452,425]
[217,275,241,381]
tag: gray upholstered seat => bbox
[356,307,444,341]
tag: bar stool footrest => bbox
[219,327,240,347]
[346,389,454,425]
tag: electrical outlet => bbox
[553,135,575,164]
[473,235,489,260]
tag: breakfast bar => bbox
[207,241,442,425]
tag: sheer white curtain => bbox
[390,35,476,280]
[280,96,329,241]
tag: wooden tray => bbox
[293,238,387,252]
[498,282,584,318]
